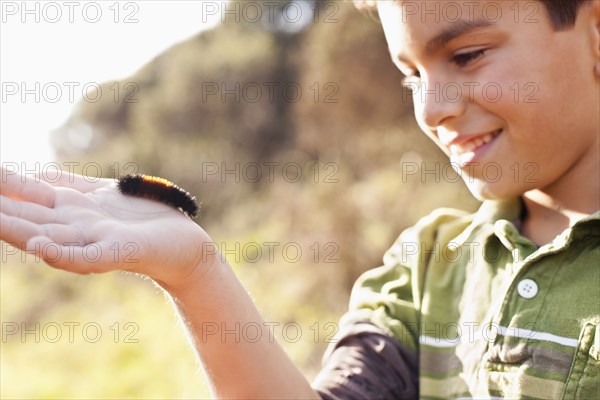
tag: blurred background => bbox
[1,1,479,398]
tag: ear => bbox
[588,0,600,77]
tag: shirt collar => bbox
[453,197,599,261]
[451,197,524,248]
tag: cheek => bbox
[483,42,580,144]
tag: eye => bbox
[452,49,486,67]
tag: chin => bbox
[463,178,522,202]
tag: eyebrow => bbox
[425,19,494,54]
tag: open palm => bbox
[0,167,211,287]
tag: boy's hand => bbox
[0,166,321,399]
[0,166,212,289]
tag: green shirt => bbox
[344,198,599,399]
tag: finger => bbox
[1,165,114,201]
[39,168,114,193]
[1,213,43,250]
[26,237,128,274]
[1,166,56,207]
[0,213,85,250]
[0,195,57,224]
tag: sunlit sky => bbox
[1,1,223,169]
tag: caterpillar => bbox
[117,174,200,218]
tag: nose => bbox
[414,73,467,131]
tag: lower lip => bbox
[450,130,501,168]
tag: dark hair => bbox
[353,0,588,30]
[541,0,588,29]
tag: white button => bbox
[517,279,538,299]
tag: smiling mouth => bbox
[449,129,502,156]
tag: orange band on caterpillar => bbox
[117,174,199,218]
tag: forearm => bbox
[160,253,320,399]
[0,168,320,398]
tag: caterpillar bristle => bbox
[117,174,200,218]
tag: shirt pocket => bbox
[562,323,599,400]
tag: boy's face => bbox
[378,1,599,201]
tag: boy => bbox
[313,1,600,398]
[1,0,598,398]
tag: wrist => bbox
[155,248,226,302]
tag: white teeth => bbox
[449,129,500,155]
[464,141,476,152]
[449,144,461,154]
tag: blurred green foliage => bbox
[2,1,479,398]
